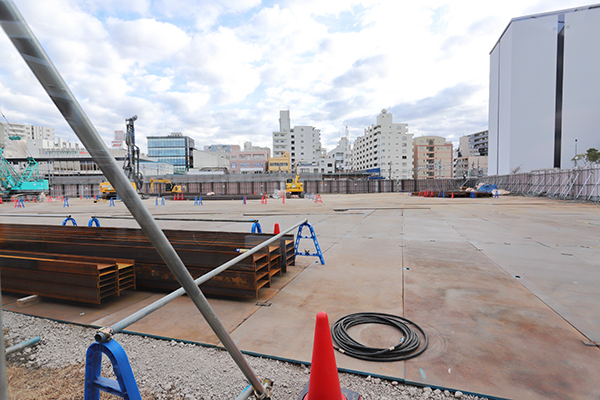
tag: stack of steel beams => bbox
[0,224,295,299]
[0,249,134,304]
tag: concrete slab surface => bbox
[2,194,600,399]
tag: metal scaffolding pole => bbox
[0,276,8,400]
[95,219,307,342]
[0,2,267,397]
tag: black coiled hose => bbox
[331,312,428,362]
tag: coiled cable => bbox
[331,312,428,362]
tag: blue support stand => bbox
[494,191,500,198]
[84,339,142,400]
[110,198,115,207]
[470,191,476,198]
[88,217,101,227]
[62,217,77,226]
[251,222,262,233]
[63,196,69,207]
[295,222,325,265]
[194,196,202,205]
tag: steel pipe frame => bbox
[95,219,306,342]
[5,337,40,356]
[0,277,7,400]
[0,2,267,397]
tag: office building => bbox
[147,132,195,174]
[230,142,269,174]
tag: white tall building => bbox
[489,5,600,175]
[272,110,323,169]
[352,109,413,179]
[327,136,353,173]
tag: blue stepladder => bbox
[62,216,77,226]
[88,217,101,227]
[251,221,262,233]
[295,222,325,264]
[84,338,142,400]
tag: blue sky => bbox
[0,0,588,153]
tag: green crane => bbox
[0,134,49,194]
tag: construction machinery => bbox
[100,115,143,198]
[285,163,304,198]
[0,130,49,196]
[150,178,182,194]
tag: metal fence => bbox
[481,166,600,201]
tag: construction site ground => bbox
[2,193,599,400]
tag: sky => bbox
[0,0,590,154]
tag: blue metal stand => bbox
[295,222,324,264]
[251,222,262,233]
[62,216,77,226]
[63,196,69,207]
[194,196,202,205]
[88,217,101,227]
[84,339,142,400]
[470,191,476,198]
[110,198,115,207]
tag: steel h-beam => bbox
[0,1,267,397]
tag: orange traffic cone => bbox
[299,312,361,400]
[274,223,280,234]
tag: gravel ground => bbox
[3,311,484,400]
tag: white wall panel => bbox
[509,15,557,173]
[562,8,600,167]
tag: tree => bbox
[585,148,600,164]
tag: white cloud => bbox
[106,18,190,64]
[0,0,591,154]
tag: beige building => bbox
[413,136,453,179]
[268,151,291,173]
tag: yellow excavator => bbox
[150,178,182,194]
[285,163,304,198]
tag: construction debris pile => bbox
[0,223,295,302]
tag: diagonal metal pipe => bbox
[0,276,8,400]
[0,1,267,397]
[95,219,306,342]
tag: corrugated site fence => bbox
[47,167,600,202]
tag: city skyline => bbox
[0,0,585,153]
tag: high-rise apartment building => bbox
[147,132,195,174]
[413,136,453,179]
[272,110,322,168]
[351,109,413,179]
[455,131,489,178]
